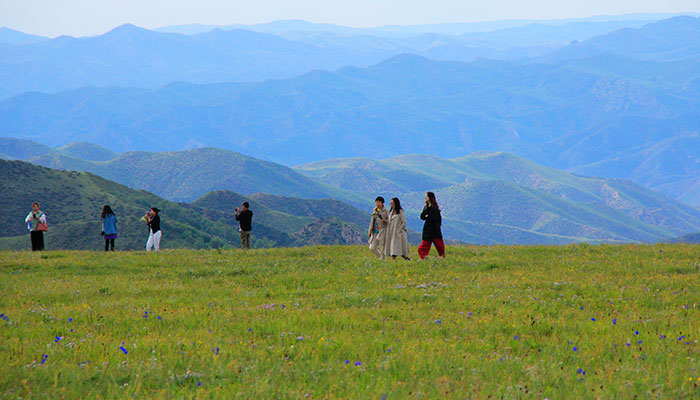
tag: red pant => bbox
[418,238,445,259]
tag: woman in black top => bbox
[144,207,162,252]
[418,192,445,259]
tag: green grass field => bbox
[1,244,699,398]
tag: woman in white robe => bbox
[386,197,410,260]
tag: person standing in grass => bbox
[368,196,390,259]
[144,207,162,252]
[418,192,445,259]
[386,197,410,260]
[101,205,118,252]
[25,202,47,251]
[235,202,253,249]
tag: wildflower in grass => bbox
[282,304,286,309]
[40,354,48,364]
[355,361,362,366]
[635,331,639,335]
[119,346,128,354]
[345,360,350,364]
[591,318,596,322]
[514,335,519,340]
[580,307,584,310]
[436,319,441,324]
[678,335,685,341]
[197,382,202,386]
[54,336,62,343]
[68,318,72,323]
[612,318,617,325]
[638,340,642,344]
[573,346,578,351]
[157,316,162,320]
[660,335,666,339]
[213,347,219,355]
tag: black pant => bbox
[104,238,115,251]
[30,231,44,251]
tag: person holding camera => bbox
[234,202,253,249]
[101,205,118,251]
[25,202,47,251]
[144,207,162,252]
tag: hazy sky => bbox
[2,0,699,37]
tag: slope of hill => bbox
[298,152,700,244]
[539,16,700,62]
[186,190,369,246]
[0,27,47,44]
[57,142,118,161]
[0,159,233,251]
[25,147,364,204]
[0,137,55,160]
[0,160,373,250]
[6,137,699,244]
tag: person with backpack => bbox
[144,207,162,252]
[235,202,253,249]
[25,202,47,251]
[418,192,445,259]
[101,205,118,251]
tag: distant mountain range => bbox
[0,160,370,250]
[2,16,698,207]
[1,16,692,99]
[154,13,695,36]
[3,138,699,245]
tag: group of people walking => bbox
[368,191,446,260]
[24,193,444,258]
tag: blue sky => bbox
[2,0,699,37]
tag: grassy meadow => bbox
[0,244,699,398]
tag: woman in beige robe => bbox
[386,197,410,260]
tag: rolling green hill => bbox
[0,159,233,251]
[5,139,699,245]
[297,152,700,244]
[0,160,371,250]
[186,190,369,246]
[23,146,366,204]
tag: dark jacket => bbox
[235,209,253,232]
[148,214,161,233]
[420,205,442,241]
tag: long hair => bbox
[101,205,115,218]
[426,192,439,209]
[390,197,403,214]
